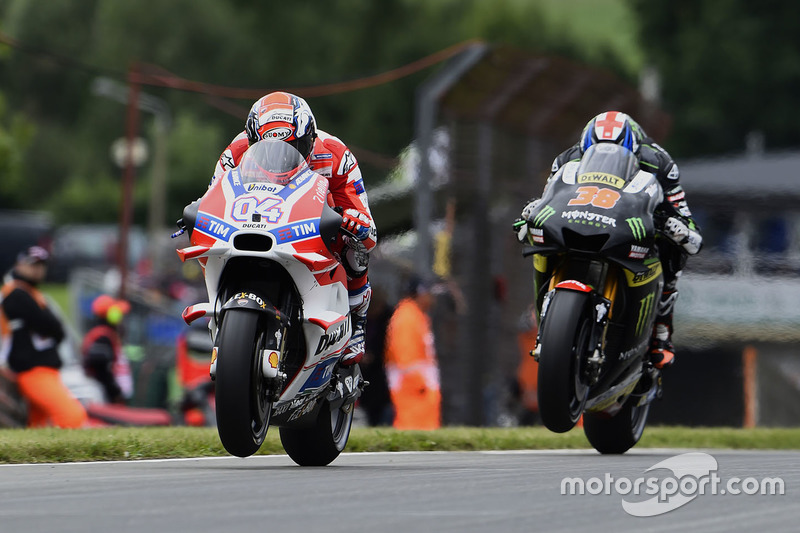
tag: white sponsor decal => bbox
[629,245,649,259]
[263,127,292,140]
[221,150,235,170]
[338,150,357,175]
[264,111,293,123]
[561,210,617,227]
[246,183,282,193]
[619,338,648,360]
[667,163,680,180]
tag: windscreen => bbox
[576,143,640,183]
[238,139,309,185]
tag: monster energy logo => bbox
[627,217,646,240]
[635,292,655,336]
[533,206,556,227]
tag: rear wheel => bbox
[584,396,650,454]
[537,290,591,433]
[280,397,355,466]
[215,309,271,457]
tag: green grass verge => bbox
[1,426,798,464]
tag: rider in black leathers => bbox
[517,111,702,368]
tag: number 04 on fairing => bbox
[175,139,364,466]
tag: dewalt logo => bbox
[635,292,655,336]
[577,172,625,189]
[533,205,556,227]
[627,217,646,241]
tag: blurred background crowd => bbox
[2,0,800,428]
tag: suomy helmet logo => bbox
[261,127,292,140]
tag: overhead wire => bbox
[1,31,479,168]
[0,30,480,99]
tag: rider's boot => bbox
[339,282,371,366]
[648,288,678,369]
[649,323,675,369]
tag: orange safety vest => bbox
[0,283,13,366]
[384,297,441,430]
[81,324,133,399]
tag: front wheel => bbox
[279,397,355,466]
[214,309,272,457]
[583,396,650,454]
[537,290,591,433]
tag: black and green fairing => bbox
[525,143,664,361]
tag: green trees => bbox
[0,92,34,209]
[0,0,644,223]
[630,0,800,157]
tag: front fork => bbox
[210,290,292,402]
[533,259,616,386]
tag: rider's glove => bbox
[341,208,371,241]
[663,216,702,255]
[520,198,541,222]
[512,198,541,243]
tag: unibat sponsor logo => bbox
[246,183,282,193]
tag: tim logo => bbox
[292,221,316,237]
[272,219,320,244]
[196,213,236,242]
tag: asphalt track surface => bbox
[0,449,797,533]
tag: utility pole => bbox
[92,70,172,299]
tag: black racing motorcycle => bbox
[517,143,665,454]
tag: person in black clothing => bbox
[517,111,702,368]
[0,246,87,427]
[81,294,133,404]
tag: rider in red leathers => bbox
[210,92,376,366]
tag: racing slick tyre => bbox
[537,289,591,433]
[280,398,355,466]
[214,309,272,457]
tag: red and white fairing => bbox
[177,148,351,401]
